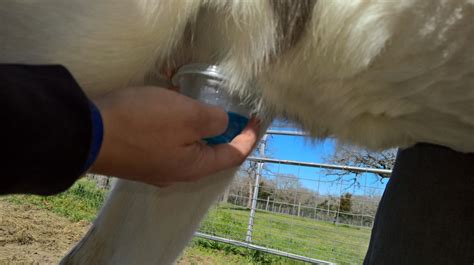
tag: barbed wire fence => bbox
[88,129,391,264]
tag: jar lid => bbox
[171,63,226,86]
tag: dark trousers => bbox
[364,143,474,265]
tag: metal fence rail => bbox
[247,156,392,176]
[195,232,336,265]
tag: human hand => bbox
[90,86,260,186]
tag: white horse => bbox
[1,1,473,264]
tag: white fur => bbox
[262,0,474,152]
[62,171,237,264]
[1,0,473,264]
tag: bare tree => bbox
[274,174,301,203]
[240,160,259,208]
[325,144,396,181]
[240,135,272,208]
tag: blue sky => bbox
[252,121,388,197]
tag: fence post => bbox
[314,201,317,219]
[88,174,110,189]
[245,134,267,243]
[222,187,230,203]
[265,196,270,211]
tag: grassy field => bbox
[200,204,370,264]
[3,179,371,264]
[5,178,107,222]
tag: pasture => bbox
[1,179,371,264]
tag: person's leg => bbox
[364,143,474,265]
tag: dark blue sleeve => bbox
[0,64,103,195]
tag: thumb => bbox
[184,118,260,181]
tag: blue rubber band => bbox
[80,102,104,173]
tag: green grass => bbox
[4,178,107,222]
[181,238,308,264]
[179,242,252,264]
[2,180,371,264]
[199,203,371,264]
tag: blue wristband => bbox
[80,102,104,173]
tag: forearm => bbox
[0,65,258,194]
[0,64,101,195]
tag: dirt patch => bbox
[0,200,89,265]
